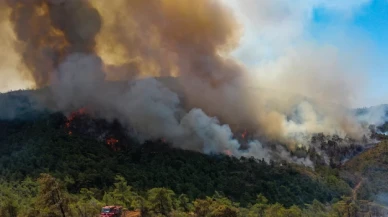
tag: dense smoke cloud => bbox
[249,45,366,143]
[0,0,379,165]
[92,0,242,83]
[50,53,272,163]
[0,2,33,92]
[5,0,101,87]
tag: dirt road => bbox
[352,178,363,201]
[123,210,141,217]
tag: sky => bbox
[223,0,388,107]
[311,0,388,107]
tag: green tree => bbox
[194,194,239,217]
[248,194,269,217]
[284,205,302,217]
[170,210,191,217]
[0,199,18,217]
[264,203,286,217]
[70,188,102,217]
[102,175,134,209]
[194,197,213,217]
[112,175,134,208]
[132,194,148,216]
[177,194,193,212]
[102,191,115,206]
[209,205,238,217]
[35,173,70,217]
[0,183,19,217]
[330,197,358,217]
[302,200,328,217]
[147,188,176,216]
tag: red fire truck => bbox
[100,206,123,217]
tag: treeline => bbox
[0,173,373,217]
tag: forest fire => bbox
[65,108,87,135]
[106,138,119,151]
[106,138,119,145]
[62,107,125,151]
[224,150,232,156]
[241,130,248,139]
[0,0,373,168]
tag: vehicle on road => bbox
[100,206,123,217]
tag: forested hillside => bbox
[0,112,361,216]
[1,91,388,216]
[341,141,388,204]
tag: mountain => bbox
[354,104,388,128]
[341,141,388,204]
[0,112,348,206]
[1,86,388,216]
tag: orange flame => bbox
[65,108,87,134]
[106,138,119,145]
[223,150,232,156]
[241,129,248,139]
[106,137,119,151]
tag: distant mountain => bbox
[353,104,388,126]
[0,88,51,120]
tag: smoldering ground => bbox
[0,0,381,166]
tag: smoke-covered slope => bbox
[2,84,388,213]
[0,88,51,120]
[0,112,351,207]
[0,81,383,168]
[354,104,388,133]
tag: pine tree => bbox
[36,173,70,217]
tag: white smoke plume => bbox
[356,104,388,127]
[219,0,372,146]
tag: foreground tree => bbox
[147,188,176,216]
[0,199,18,217]
[35,173,71,217]
[330,196,359,217]
[176,194,193,213]
[264,203,287,217]
[102,175,134,209]
[0,183,18,217]
[70,188,102,217]
[247,194,269,217]
[193,194,238,217]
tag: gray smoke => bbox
[50,53,275,162]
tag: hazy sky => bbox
[223,0,388,107]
